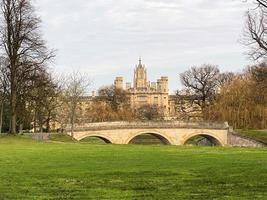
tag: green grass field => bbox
[0,136,266,200]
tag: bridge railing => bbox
[65,121,229,132]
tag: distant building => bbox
[114,59,176,117]
[47,59,201,131]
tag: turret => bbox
[126,82,131,90]
[114,77,123,89]
[151,82,157,90]
[134,58,147,89]
[157,76,168,93]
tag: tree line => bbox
[0,0,92,135]
[85,85,164,123]
[0,0,55,134]
[0,0,266,135]
[177,64,266,129]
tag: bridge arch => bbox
[77,133,113,144]
[126,131,173,145]
[182,132,224,146]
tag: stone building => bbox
[114,59,176,117]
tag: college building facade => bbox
[114,59,176,118]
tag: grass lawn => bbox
[0,136,266,200]
[235,129,267,144]
[48,133,76,143]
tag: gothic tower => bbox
[134,58,147,89]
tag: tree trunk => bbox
[70,113,74,138]
[10,60,17,134]
[10,90,17,134]
[46,116,50,133]
[19,123,23,134]
[33,108,37,133]
[39,118,43,133]
[70,104,76,138]
[0,99,3,134]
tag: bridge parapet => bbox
[66,121,229,132]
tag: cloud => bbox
[35,0,254,92]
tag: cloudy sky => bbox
[35,0,254,93]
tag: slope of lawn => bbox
[235,129,267,144]
[48,133,75,143]
[0,135,266,200]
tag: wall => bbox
[228,133,266,147]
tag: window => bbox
[138,95,147,102]
[154,96,159,104]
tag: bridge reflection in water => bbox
[129,133,171,145]
[184,134,221,146]
[79,133,221,146]
[80,136,112,144]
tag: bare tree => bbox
[136,105,164,121]
[42,79,62,133]
[244,8,267,60]
[174,89,202,121]
[243,1,267,8]
[205,69,267,129]
[29,71,61,133]
[255,0,267,8]
[248,62,267,91]
[0,56,8,133]
[63,72,90,137]
[243,0,267,61]
[97,85,130,111]
[84,86,135,123]
[0,0,54,134]
[247,63,267,105]
[218,72,235,87]
[179,64,220,112]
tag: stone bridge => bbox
[66,121,232,146]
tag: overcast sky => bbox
[35,0,254,93]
